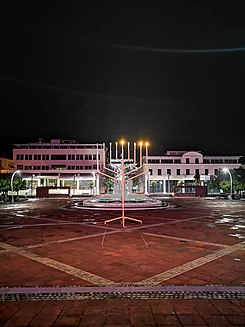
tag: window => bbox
[76,154,83,160]
[51,165,66,170]
[157,169,162,175]
[186,158,190,164]
[214,169,218,175]
[174,159,181,163]
[167,169,171,175]
[203,159,210,163]
[149,159,160,163]
[68,154,75,160]
[25,154,32,160]
[176,169,180,175]
[34,154,41,160]
[149,169,153,175]
[51,155,66,160]
[16,154,24,160]
[195,158,199,164]
[161,159,173,163]
[42,154,49,160]
[33,166,41,170]
[195,169,199,175]
[211,159,223,163]
[85,154,92,160]
[205,169,209,175]
[186,169,190,175]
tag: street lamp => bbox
[223,168,233,200]
[11,170,21,203]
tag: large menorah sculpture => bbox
[97,140,149,227]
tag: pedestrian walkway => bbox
[0,197,244,326]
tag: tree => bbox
[0,174,28,202]
[150,180,157,194]
[102,178,114,193]
[193,173,201,186]
[0,177,10,202]
[233,167,245,196]
[209,175,220,191]
[219,180,231,192]
[13,179,28,197]
[87,181,94,195]
[132,177,140,192]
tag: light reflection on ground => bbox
[215,214,245,240]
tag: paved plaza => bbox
[0,197,244,326]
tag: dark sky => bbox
[1,1,245,158]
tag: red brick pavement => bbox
[0,197,244,326]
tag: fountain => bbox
[74,140,169,226]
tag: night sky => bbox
[1,1,245,158]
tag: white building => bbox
[12,141,243,197]
[147,150,242,194]
[13,139,106,196]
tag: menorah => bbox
[97,140,149,227]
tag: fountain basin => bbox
[74,196,169,210]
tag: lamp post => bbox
[223,168,233,200]
[11,170,20,203]
[31,174,35,197]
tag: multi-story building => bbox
[12,141,243,197]
[13,139,106,196]
[148,150,243,194]
[0,158,15,173]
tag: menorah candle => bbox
[134,142,136,164]
[145,142,149,172]
[115,142,118,160]
[139,142,142,167]
[109,142,112,164]
[96,143,99,170]
[121,141,124,160]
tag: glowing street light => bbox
[11,170,21,203]
[223,168,233,200]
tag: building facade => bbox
[11,141,243,197]
[147,150,242,194]
[0,158,15,173]
[13,139,106,196]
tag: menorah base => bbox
[104,215,142,227]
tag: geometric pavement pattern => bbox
[0,198,244,301]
